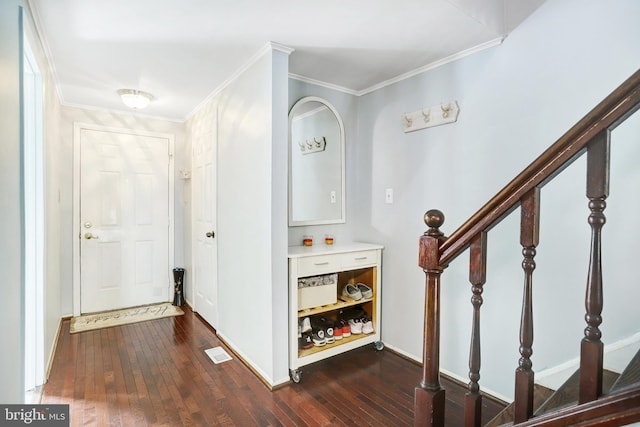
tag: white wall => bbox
[270,49,290,384]
[354,0,640,400]
[23,1,64,386]
[186,46,290,385]
[0,0,65,402]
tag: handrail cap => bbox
[424,209,445,229]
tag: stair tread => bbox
[485,384,554,427]
[610,347,640,393]
[534,369,619,415]
[475,350,640,426]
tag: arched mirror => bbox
[288,96,345,226]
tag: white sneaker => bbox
[348,318,363,334]
[361,318,374,334]
[301,317,311,333]
[342,284,362,300]
[356,283,373,299]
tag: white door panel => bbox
[80,129,170,313]
[192,114,218,327]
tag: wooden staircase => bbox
[486,348,640,427]
[414,69,640,426]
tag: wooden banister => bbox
[579,131,610,404]
[415,69,640,427]
[415,210,447,427]
[464,232,487,427]
[513,187,539,423]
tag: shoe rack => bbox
[288,242,384,383]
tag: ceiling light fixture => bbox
[117,89,154,110]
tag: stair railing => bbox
[415,69,640,427]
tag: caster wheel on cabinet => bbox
[374,341,384,351]
[290,369,302,383]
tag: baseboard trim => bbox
[45,316,71,384]
[383,344,511,405]
[215,332,290,391]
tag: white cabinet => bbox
[288,242,383,382]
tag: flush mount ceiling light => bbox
[117,89,154,110]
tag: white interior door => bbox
[79,128,170,313]
[192,116,218,327]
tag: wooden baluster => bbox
[579,131,610,404]
[415,210,447,427]
[514,188,540,423]
[465,232,487,427]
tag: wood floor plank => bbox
[42,305,505,426]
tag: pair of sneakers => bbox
[299,316,333,348]
[310,317,335,347]
[347,316,374,335]
[341,283,373,301]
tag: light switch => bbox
[330,190,337,204]
[385,188,393,204]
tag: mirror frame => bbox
[288,96,346,226]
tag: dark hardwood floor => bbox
[41,305,505,426]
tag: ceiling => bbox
[28,0,544,121]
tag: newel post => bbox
[415,210,447,427]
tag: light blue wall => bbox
[354,0,640,399]
[0,0,25,403]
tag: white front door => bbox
[79,127,171,313]
[191,115,218,327]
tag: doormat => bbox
[204,346,232,364]
[70,302,184,333]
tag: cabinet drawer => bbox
[340,250,379,269]
[297,254,342,276]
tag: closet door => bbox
[192,112,218,327]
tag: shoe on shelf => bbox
[356,283,373,299]
[337,318,350,338]
[333,323,343,340]
[301,317,312,333]
[340,306,367,320]
[300,332,314,349]
[321,317,335,344]
[342,284,362,301]
[361,317,374,334]
[312,329,326,347]
[348,318,363,334]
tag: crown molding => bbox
[186,41,295,120]
[357,37,504,96]
[288,73,359,96]
[288,37,504,97]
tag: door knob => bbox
[84,232,99,239]
[206,231,215,238]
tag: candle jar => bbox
[303,235,313,246]
[324,235,334,245]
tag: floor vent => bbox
[204,346,232,364]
